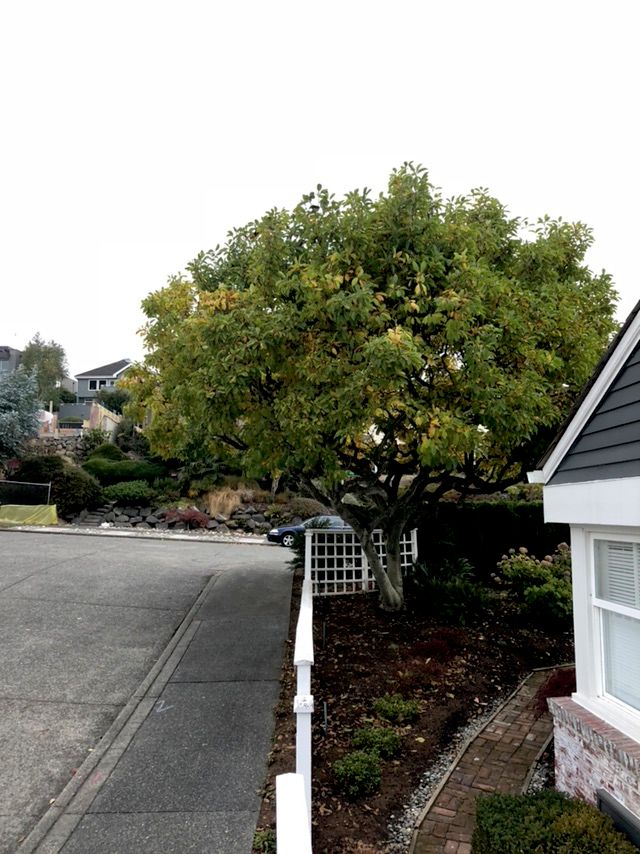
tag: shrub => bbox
[352,726,401,758]
[165,507,210,529]
[79,428,110,458]
[332,750,382,799]
[88,443,127,461]
[373,693,420,724]
[405,558,490,625]
[55,466,102,518]
[82,457,167,485]
[288,496,330,518]
[102,480,155,504]
[114,417,151,456]
[495,543,572,624]
[206,487,242,518]
[10,454,102,518]
[472,790,636,853]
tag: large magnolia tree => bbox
[127,165,617,609]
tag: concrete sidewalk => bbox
[0,532,291,854]
[23,566,292,854]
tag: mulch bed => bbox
[256,577,574,853]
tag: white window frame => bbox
[571,525,640,742]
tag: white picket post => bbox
[294,578,314,829]
[276,773,312,854]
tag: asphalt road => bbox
[0,531,289,853]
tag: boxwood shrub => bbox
[88,443,127,461]
[82,457,166,485]
[102,480,155,504]
[473,790,636,853]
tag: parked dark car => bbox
[267,515,352,547]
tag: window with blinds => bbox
[594,540,640,712]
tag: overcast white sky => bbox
[1,0,637,377]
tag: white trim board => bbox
[544,478,640,526]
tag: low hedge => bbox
[416,501,569,582]
[473,790,636,853]
[82,457,166,485]
[102,480,156,504]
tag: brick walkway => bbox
[409,669,556,854]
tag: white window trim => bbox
[571,525,640,742]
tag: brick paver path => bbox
[410,669,556,854]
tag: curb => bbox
[17,573,222,853]
[0,524,272,546]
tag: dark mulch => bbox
[256,580,574,854]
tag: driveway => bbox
[0,531,289,853]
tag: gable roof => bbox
[530,299,640,484]
[76,359,132,379]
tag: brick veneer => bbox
[548,696,640,818]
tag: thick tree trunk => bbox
[359,529,403,611]
[385,526,404,602]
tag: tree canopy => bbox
[0,371,40,463]
[127,164,618,608]
[21,333,68,409]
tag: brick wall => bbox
[548,696,640,818]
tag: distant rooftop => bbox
[76,359,132,378]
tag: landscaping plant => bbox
[352,725,402,758]
[372,693,420,724]
[473,790,636,853]
[102,480,156,505]
[332,750,382,799]
[495,543,572,624]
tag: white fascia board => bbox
[543,477,640,526]
[113,362,132,377]
[539,311,640,483]
[527,470,544,484]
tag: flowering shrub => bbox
[495,543,572,624]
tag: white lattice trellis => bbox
[304,527,418,596]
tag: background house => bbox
[75,359,131,404]
[529,299,640,840]
[0,346,22,376]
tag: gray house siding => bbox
[0,347,22,375]
[550,343,640,485]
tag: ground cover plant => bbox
[256,572,575,853]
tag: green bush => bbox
[352,726,401,758]
[495,543,572,624]
[88,443,127,461]
[405,558,490,625]
[473,790,636,853]
[102,480,155,504]
[80,428,110,458]
[10,454,102,518]
[82,457,167,485]
[332,750,382,799]
[373,693,420,724]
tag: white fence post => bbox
[276,773,312,854]
[293,578,314,831]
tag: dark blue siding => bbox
[550,342,640,485]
